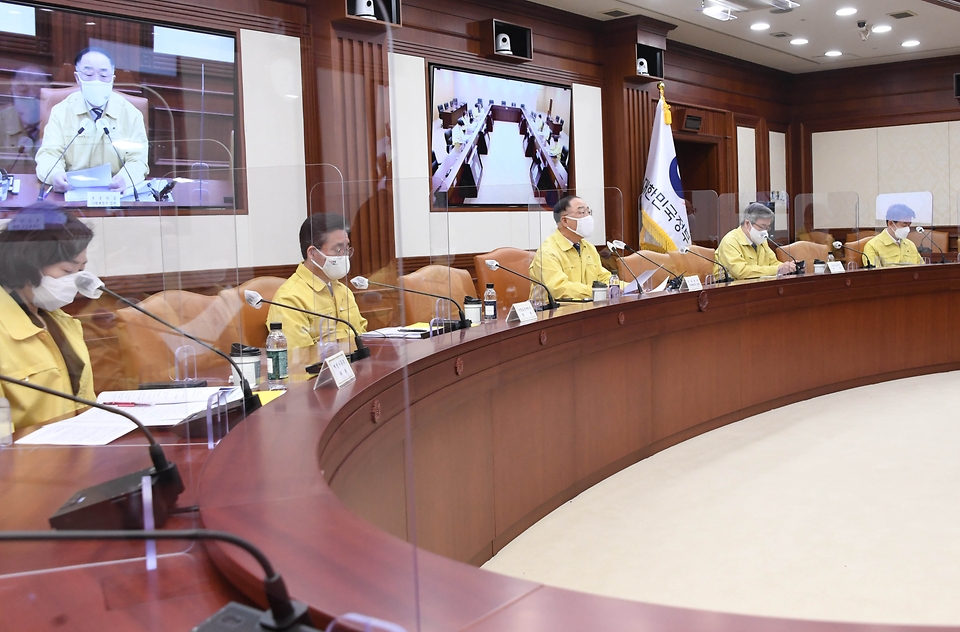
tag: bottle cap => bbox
[270,322,283,331]
[486,283,494,289]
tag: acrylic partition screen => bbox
[870,191,946,266]
[794,192,861,268]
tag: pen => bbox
[101,402,153,407]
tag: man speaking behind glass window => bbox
[35,47,148,193]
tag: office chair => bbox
[431,150,440,175]
[511,102,516,107]
[444,129,453,153]
[560,146,569,169]
[502,100,506,105]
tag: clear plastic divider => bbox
[794,191,861,269]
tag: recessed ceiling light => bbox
[872,25,892,33]
[751,22,770,31]
[902,39,920,47]
[825,50,842,57]
[836,8,857,17]
[790,38,808,45]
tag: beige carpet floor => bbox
[482,371,960,626]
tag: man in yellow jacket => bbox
[862,204,923,267]
[0,205,96,429]
[715,202,796,280]
[530,196,623,300]
[268,214,367,349]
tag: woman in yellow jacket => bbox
[0,204,96,430]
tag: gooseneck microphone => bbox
[76,273,262,420]
[0,373,183,531]
[483,260,560,310]
[605,241,643,294]
[765,236,803,275]
[0,529,316,631]
[99,120,139,202]
[37,120,90,199]
[679,245,734,284]
[609,240,683,290]
[833,240,875,269]
[244,290,371,362]
[916,227,946,264]
[350,275,471,330]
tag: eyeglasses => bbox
[565,207,593,218]
[76,68,114,82]
[329,245,355,257]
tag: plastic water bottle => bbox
[265,322,288,390]
[608,271,621,299]
[483,283,497,322]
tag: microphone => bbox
[605,241,643,294]
[0,373,183,531]
[350,275,471,330]
[244,290,371,362]
[98,120,139,202]
[0,529,316,631]
[765,236,803,275]
[9,136,33,172]
[149,179,177,201]
[76,273,262,430]
[483,259,560,310]
[833,240,875,269]
[609,240,683,290]
[678,245,734,284]
[916,227,946,263]
[37,120,91,199]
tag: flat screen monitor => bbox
[429,64,571,209]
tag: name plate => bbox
[505,300,538,325]
[324,351,356,389]
[827,261,846,274]
[87,191,121,207]
[681,275,703,291]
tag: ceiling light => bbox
[86,21,95,25]
[902,39,920,47]
[872,24,891,33]
[790,38,808,45]
[698,0,739,21]
[751,22,770,30]
[836,8,857,16]
[825,50,842,57]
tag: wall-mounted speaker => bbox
[955,73,960,98]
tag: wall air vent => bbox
[888,10,917,19]
[601,9,631,17]
[769,31,792,37]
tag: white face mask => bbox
[748,224,769,246]
[77,77,113,110]
[31,273,81,311]
[13,96,40,126]
[567,215,594,239]
[894,225,910,241]
[315,253,350,281]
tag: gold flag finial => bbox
[658,82,672,125]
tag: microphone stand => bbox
[918,229,946,264]
[835,242,875,269]
[254,297,371,362]
[0,373,183,531]
[37,123,87,200]
[606,244,643,294]
[96,285,262,417]
[0,529,316,630]
[102,126,140,202]
[618,243,684,290]
[363,278,472,330]
[682,247,734,284]
[490,263,560,310]
[766,237,804,275]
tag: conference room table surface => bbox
[521,108,568,192]
[5,265,960,631]
[431,103,492,201]
[0,173,236,212]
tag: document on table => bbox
[623,270,655,295]
[63,163,112,201]
[14,387,243,446]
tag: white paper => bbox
[361,327,427,339]
[16,417,136,446]
[827,261,846,274]
[682,275,703,291]
[623,270,655,294]
[65,163,112,188]
[64,187,109,202]
[95,387,241,427]
[652,278,670,293]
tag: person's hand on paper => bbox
[52,173,71,192]
[109,174,126,191]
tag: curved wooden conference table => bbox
[5,264,960,630]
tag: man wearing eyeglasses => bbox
[35,47,148,193]
[268,213,367,349]
[716,202,795,280]
[530,196,623,299]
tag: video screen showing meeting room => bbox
[430,65,571,209]
[0,1,237,210]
